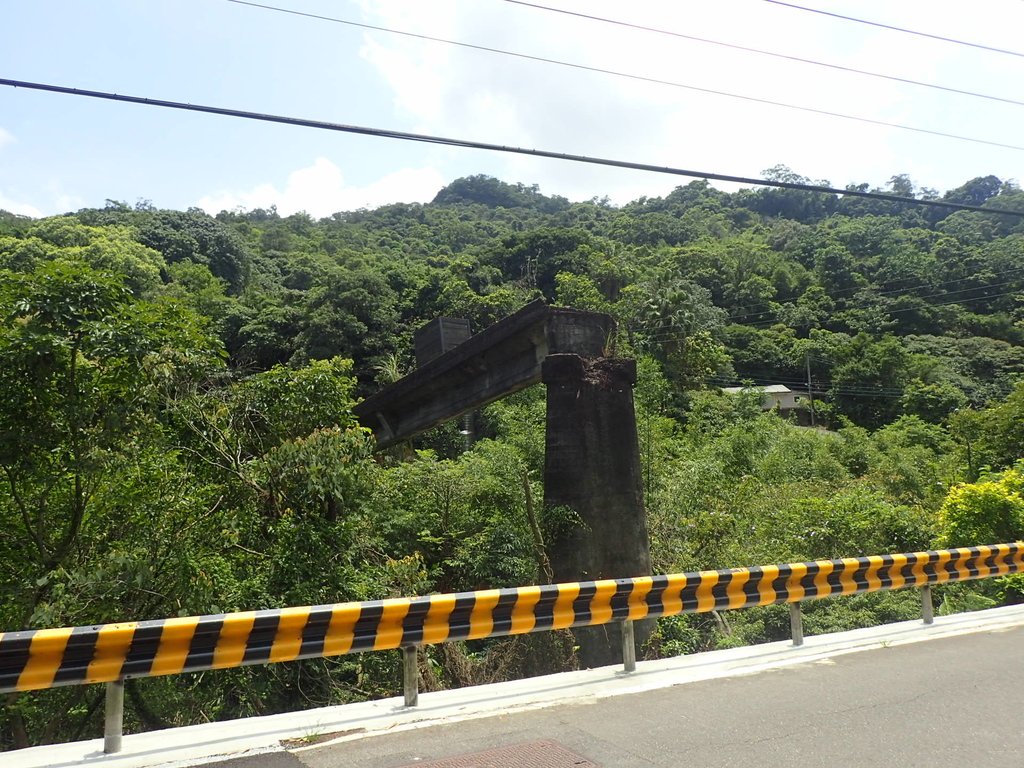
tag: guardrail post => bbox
[921,585,934,625]
[621,619,636,673]
[789,603,804,647]
[103,680,125,754]
[402,646,419,707]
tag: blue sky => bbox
[2,0,1023,218]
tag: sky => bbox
[1,0,1023,219]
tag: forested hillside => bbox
[3,170,1024,748]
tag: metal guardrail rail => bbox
[3,542,1021,752]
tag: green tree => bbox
[971,381,1024,470]
[829,334,912,427]
[0,258,222,630]
[900,378,968,423]
[937,466,1024,547]
[1,217,166,296]
[80,205,254,293]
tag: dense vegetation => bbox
[3,169,1024,749]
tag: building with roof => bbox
[721,384,809,413]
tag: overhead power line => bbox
[709,376,906,398]
[4,77,1024,220]
[635,262,1024,330]
[225,0,1024,153]
[733,286,1024,330]
[763,0,1024,59]
[636,281,1024,342]
[729,266,1024,324]
[504,0,1024,108]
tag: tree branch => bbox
[2,465,49,564]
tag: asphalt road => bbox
[214,625,1024,767]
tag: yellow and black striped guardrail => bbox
[3,542,1021,694]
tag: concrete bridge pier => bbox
[353,303,654,668]
[542,354,652,668]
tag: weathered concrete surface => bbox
[542,354,652,666]
[354,301,612,449]
[355,303,648,665]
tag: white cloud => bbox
[43,182,84,214]
[0,127,14,150]
[0,180,81,218]
[356,0,1024,202]
[196,158,447,217]
[0,191,43,218]
[357,1,895,199]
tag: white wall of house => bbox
[722,385,807,411]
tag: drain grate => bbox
[392,738,599,767]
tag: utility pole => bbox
[645,408,652,501]
[805,349,816,427]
